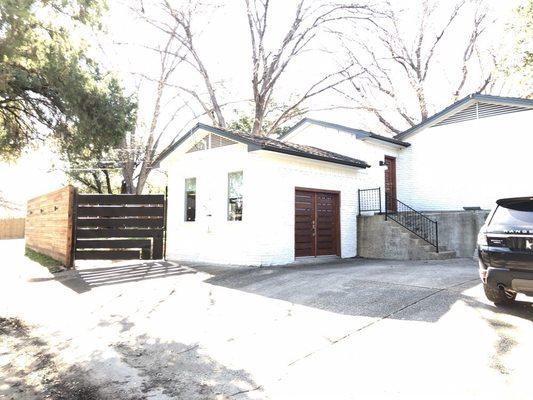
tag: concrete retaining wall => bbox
[358,210,489,259]
[423,210,489,257]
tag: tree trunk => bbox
[104,170,113,194]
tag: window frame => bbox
[184,177,197,222]
[227,171,243,222]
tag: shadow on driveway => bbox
[42,261,196,294]
[203,258,533,323]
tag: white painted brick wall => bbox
[284,123,401,209]
[165,137,364,266]
[396,110,533,211]
[250,151,361,265]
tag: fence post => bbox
[378,187,382,214]
[163,186,168,260]
[69,187,78,269]
[435,222,439,253]
[357,189,361,216]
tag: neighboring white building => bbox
[394,95,533,211]
[159,94,533,265]
[281,94,533,212]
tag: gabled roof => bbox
[396,94,533,140]
[280,117,410,147]
[156,123,370,168]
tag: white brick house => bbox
[159,124,372,266]
[159,94,533,265]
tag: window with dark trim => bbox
[185,178,196,221]
[228,171,243,221]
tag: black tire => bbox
[483,283,516,305]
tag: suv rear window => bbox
[490,200,533,227]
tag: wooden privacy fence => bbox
[74,194,167,261]
[0,218,25,239]
[25,187,167,267]
[25,186,75,267]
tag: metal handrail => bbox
[357,187,439,252]
[390,198,436,224]
[385,197,439,253]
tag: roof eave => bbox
[155,123,369,169]
[395,96,475,140]
[285,117,410,147]
[262,144,369,168]
[395,94,533,140]
[364,134,411,148]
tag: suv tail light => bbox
[477,232,487,246]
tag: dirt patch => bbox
[0,317,104,400]
[114,336,261,399]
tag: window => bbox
[228,171,243,221]
[184,178,196,221]
[490,201,533,228]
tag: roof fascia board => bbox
[154,123,247,167]
[280,118,370,140]
[278,118,308,140]
[361,136,409,149]
[396,95,533,140]
[156,122,368,169]
[472,95,533,108]
[396,97,475,140]
[260,145,369,168]
[282,117,410,147]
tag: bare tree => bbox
[109,0,231,194]
[337,0,493,134]
[119,22,189,194]
[106,0,379,193]
[244,0,376,136]
[0,190,21,213]
[133,0,228,128]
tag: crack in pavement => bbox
[343,277,476,291]
[229,385,263,397]
[287,277,479,368]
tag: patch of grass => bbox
[24,247,64,273]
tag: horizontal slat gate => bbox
[74,194,166,261]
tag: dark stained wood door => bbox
[384,156,397,212]
[295,189,340,257]
[295,190,315,257]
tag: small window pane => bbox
[228,171,243,221]
[185,178,196,221]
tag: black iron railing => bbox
[385,198,439,252]
[358,188,382,215]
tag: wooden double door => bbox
[295,189,340,257]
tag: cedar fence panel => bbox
[0,218,25,239]
[25,186,75,267]
[24,188,167,266]
[75,194,166,261]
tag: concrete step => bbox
[366,217,456,261]
[390,221,455,260]
[426,250,457,260]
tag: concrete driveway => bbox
[1,239,532,399]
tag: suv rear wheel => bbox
[483,283,516,305]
